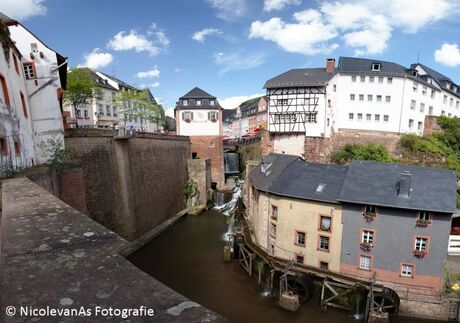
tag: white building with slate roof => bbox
[265,57,460,160]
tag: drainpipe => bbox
[397,77,407,134]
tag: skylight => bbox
[316,183,326,193]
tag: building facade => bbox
[247,154,457,300]
[222,96,268,138]
[175,87,224,187]
[265,57,460,162]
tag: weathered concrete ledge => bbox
[64,128,190,141]
[0,178,223,322]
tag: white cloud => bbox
[434,43,460,67]
[107,23,169,56]
[140,82,160,89]
[206,0,247,20]
[78,48,113,69]
[249,0,453,56]
[249,12,339,55]
[213,51,265,73]
[192,28,223,43]
[0,0,46,20]
[218,93,265,110]
[137,68,160,78]
[174,68,182,73]
[263,0,301,12]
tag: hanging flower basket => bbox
[211,117,217,122]
[416,219,430,227]
[184,118,192,123]
[320,225,330,232]
[413,250,426,258]
[362,211,376,223]
[360,242,373,252]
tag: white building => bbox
[265,57,460,159]
[5,14,67,164]
[64,69,161,133]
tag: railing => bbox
[223,135,261,146]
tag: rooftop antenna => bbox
[416,50,420,63]
[111,66,116,78]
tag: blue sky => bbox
[1,0,460,115]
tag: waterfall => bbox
[213,191,225,206]
[214,178,243,216]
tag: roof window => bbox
[371,63,381,71]
[316,183,326,193]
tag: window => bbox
[360,76,365,82]
[408,119,414,129]
[0,74,10,106]
[369,76,375,83]
[0,137,7,155]
[306,112,317,123]
[316,183,326,193]
[385,96,391,103]
[319,236,329,251]
[443,95,447,104]
[320,262,329,270]
[401,264,414,278]
[376,95,382,102]
[277,99,288,105]
[418,122,423,131]
[296,231,306,246]
[271,205,278,220]
[351,76,356,82]
[456,101,459,109]
[375,114,380,122]
[359,255,371,270]
[359,94,364,101]
[349,113,354,120]
[270,222,276,238]
[106,106,111,116]
[183,99,188,106]
[418,211,431,222]
[422,86,427,96]
[76,109,82,117]
[371,63,381,71]
[295,255,304,264]
[97,104,104,116]
[20,91,28,118]
[208,111,218,122]
[413,82,418,92]
[350,94,355,101]
[378,77,383,83]
[420,103,425,112]
[387,77,393,84]
[13,54,20,75]
[328,99,331,107]
[357,113,363,121]
[333,84,336,92]
[182,111,193,121]
[410,100,416,109]
[442,110,446,116]
[362,230,374,245]
[414,237,428,252]
[320,216,331,232]
[84,110,88,118]
[23,62,36,79]
[431,89,435,99]
[383,115,389,122]
[364,205,376,215]
[196,99,202,106]
[366,114,371,121]
[210,100,215,106]
[428,106,433,115]
[113,107,117,117]
[450,98,454,107]
[14,140,20,156]
[368,94,373,101]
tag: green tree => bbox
[332,143,397,165]
[0,20,14,64]
[63,68,100,128]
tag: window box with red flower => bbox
[360,242,373,252]
[413,250,426,258]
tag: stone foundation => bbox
[187,159,211,206]
[189,136,224,187]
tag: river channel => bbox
[128,209,439,323]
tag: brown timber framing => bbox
[267,86,325,133]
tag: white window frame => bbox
[359,255,371,270]
[401,264,413,278]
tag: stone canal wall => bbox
[0,178,222,322]
[64,129,191,241]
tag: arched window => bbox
[20,91,28,118]
[0,74,10,106]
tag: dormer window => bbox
[446,82,451,89]
[183,99,188,106]
[210,100,215,106]
[196,99,202,106]
[413,70,418,77]
[371,63,381,71]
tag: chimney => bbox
[326,58,335,73]
[398,171,411,198]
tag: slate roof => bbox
[176,87,222,110]
[249,154,457,213]
[338,57,407,76]
[414,63,460,98]
[338,160,457,214]
[249,154,347,204]
[264,68,337,88]
[223,108,236,122]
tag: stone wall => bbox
[333,129,402,155]
[64,129,191,241]
[190,136,224,187]
[187,159,211,205]
[238,142,263,173]
[424,115,443,137]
